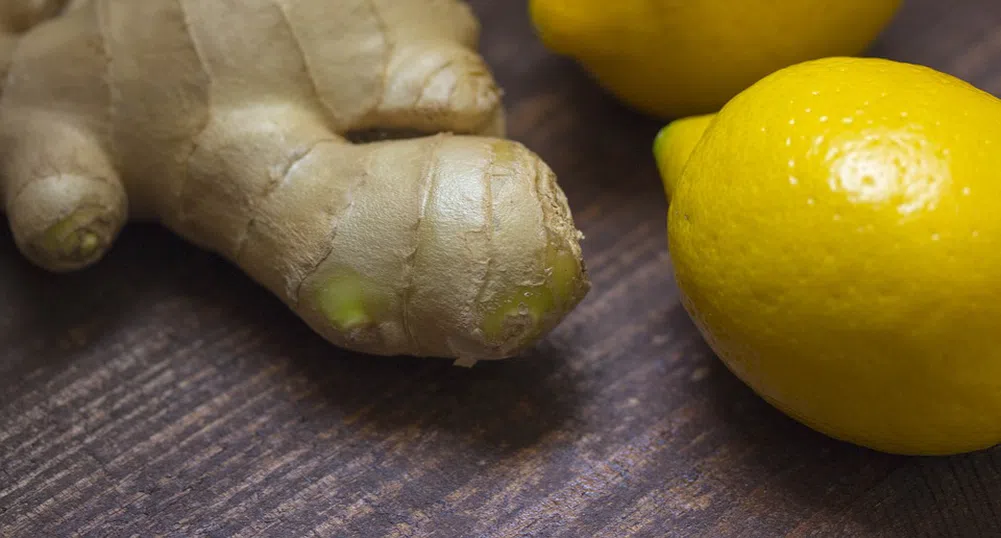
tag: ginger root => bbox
[0,0,590,363]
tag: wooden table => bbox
[3,1,1001,536]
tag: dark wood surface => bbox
[4,1,1001,536]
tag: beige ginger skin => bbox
[0,0,590,364]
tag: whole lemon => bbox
[656,57,1001,456]
[529,0,902,118]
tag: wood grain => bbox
[4,1,1001,536]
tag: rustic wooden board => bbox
[3,1,1001,536]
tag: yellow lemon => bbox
[530,0,902,118]
[656,57,1001,456]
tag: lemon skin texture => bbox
[530,0,902,119]
[664,57,1001,456]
